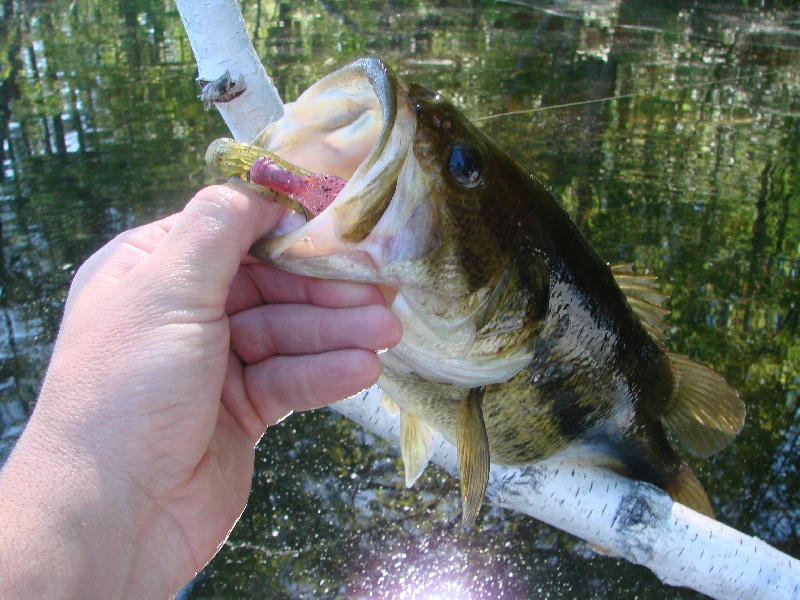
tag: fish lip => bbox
[350,57,398,173]
[250,57,403,273]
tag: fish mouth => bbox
[249,58,417,282]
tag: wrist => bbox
[0,419,182,598]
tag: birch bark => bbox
[175,2,800,597]
[176,0,282,141]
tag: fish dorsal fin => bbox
[457,387,490,528]
[663,353,746,458]
[400,411,442,487]
[611,263,670,344]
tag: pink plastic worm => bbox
[250,155,346,216]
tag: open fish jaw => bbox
[250,58,429,286]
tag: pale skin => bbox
[0,183,402,598]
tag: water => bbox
[1,1,799,597]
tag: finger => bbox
[117,214,178,254]
[226,263,388,315]
[243,349,382,426]
[230,304,402,363]
[221,351,267,444]
[145,183,288,316]
[65,220,173,303]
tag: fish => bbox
[206,57,746,527]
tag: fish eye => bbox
[447,143,482,188]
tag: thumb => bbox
[145,182,286,315]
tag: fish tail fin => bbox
[664,464,715,518]
[662,353,746,458]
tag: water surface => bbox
[1,1,799,598]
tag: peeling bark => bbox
[176,0,283,142]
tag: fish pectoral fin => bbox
[663,353,746,458]
[457,387,490,528]
[400,411,442,487]
[664,464,715,518]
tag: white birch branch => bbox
[340,389,799,599]
[175,2,800,598]
[176,0,283,141]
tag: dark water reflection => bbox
[1,1,799,598]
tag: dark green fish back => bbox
[392,84,745,520]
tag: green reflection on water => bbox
[1,1,799,598]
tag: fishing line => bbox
[473,72,773,122]
[493,0,747,45]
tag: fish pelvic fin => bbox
[381,391,401,416]
[457,387,490,528]
[400,411,442,487]
[663,353,746,458]
[664,464,715,518]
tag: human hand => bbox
[0,183,401,598]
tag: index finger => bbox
[226,263,387,315]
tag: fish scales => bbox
[206,58,745,527]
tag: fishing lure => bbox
[249,155,346,216]
[206,138,347,217]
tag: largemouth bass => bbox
[207,58,745,526]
